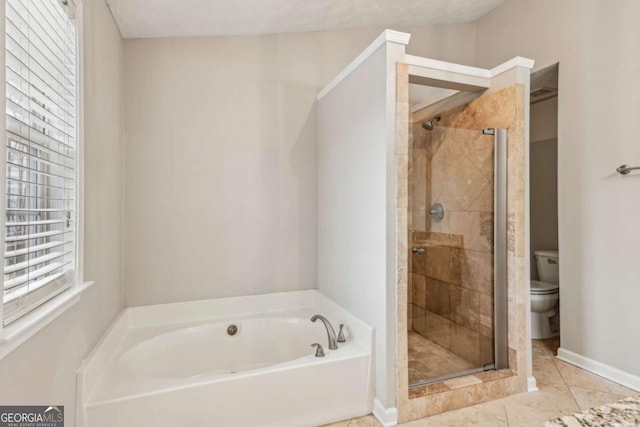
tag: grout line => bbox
[503,405,511,426]
[551,349,582,410]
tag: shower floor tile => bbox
[408,331,476,384]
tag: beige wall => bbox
[317,40,402,410]
[123,25,477,306]
[530,97,557,143]
[476,0,640,376]
[0,0,124,424]
[530,137,558,280]
[530,97,558,280]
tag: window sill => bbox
[0,281,95,360]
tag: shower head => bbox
[421,114,441,131]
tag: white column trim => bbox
[316,29,411,101]
[373,398,398,427]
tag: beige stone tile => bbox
[479,335,494,366]
[407,332,476,382]
[424,311,450,348]
[439,85,515,130]
[411,144,427,231]
[408,331,429,348]
[532,354,565,389]
[398,299,407,334]
[506,251,518,304]
[412,274,426,309]
[413,305,426,336]
[444,375,483,389]
[568,386,632,411]
[542,336,560,356]
[479,293,493,337]
[424,245,450,282]
[553,359,640,397]
[397,100,409,124]
[323,415,382,427]
[425,278,449,317]
[322,420,351,427]
[426,127,445,160]
[397,64,409,101]
[430,137,467,210]
[412,123,430,151]
[508,346,519,372]
[409,381,451,399]
[414,232,463,248]
[409,361,430,384]
[346,415,382,427]
[412,250,426,276]
[507,211,526,258]
[448,248,462,285]
[447,156,491,211]
[449,322,480,365]
[503,385,580,427]
[398,116,410,158]
[447,211,493,252]
[403,400,508,427]
[467,133,495,182]
[467,181,494,212]
[507,301,526,359]
[476,369,516,383]
[397,155,409,208]
[449,285,480,332]
[532,338,554,360]
[459,249,493,295]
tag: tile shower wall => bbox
[409,123,495,369]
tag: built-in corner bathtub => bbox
[76,290,374,427]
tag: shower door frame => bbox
[489,127,509,372]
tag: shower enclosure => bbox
[407,116,508,387]
[314,30,532,422]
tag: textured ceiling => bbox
[107,0,504,39]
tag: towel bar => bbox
[617,165,640,175]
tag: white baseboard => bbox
[527,376,538,392]
[373,399,398,427]
[557,347,640,392]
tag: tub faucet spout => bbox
[310,314,338,350]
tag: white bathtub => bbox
[77,290,374,427]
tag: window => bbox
[3,0,79,325]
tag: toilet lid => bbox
[531,280,559,295]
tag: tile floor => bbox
[325,338,639,426]
[408,331,476,384]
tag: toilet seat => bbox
[531,280,559,295]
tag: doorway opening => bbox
[529,63,560,349]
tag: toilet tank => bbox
[534,250,559,284]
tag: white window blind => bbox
[3,0,78,325]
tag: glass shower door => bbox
[408,124,507,386]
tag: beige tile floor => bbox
[408,331,476,384]
[325,338,639,427]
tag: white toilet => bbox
[530,250,559,339]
